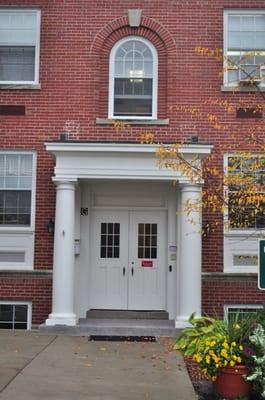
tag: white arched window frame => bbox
[108,36,158,120]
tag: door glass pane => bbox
[100,223,120,258]
[137,223,157,259]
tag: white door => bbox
[90,210,166,310]
[128,211,166,310]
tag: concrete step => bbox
[39,318,179,338]
[86,310,169,320]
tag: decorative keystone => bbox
[128,9,142,27]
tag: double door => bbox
[90,210,166,310]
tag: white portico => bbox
[44,142,212,328]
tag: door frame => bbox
[88,208,168,311]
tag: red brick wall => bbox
[0,276,52,325]
[1,0,265,318]
[202,278,265,317]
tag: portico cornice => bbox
[45,142,213,183]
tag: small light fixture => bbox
[47,219,55,234]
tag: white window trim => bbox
[0,150,37,233]
[108,36,158,120]
[0,300,32,330]
[224,304,263,321]
[0,9,41,86]
[223,9,265,87]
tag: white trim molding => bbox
[45,142,213,183]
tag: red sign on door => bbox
[141,260,153,267]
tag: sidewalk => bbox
[0,331,197,400]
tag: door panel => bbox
[128,211,166,310]
[90,211,128,309]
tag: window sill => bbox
[96,118,169,125]
[221,85,265,93]
[0,83,41,90]
[224,230,264,237]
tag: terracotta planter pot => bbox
[213,365,252,399]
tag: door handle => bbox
[123,267,125,276]
[131,267,134,277]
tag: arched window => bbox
[109,37,158,119]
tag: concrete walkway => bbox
[0,331,197,400]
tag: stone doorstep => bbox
[86,310,169,319]
[39,318,180,338]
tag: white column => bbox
[175,183,202,328]
[46,180,77,326]
[167,193,178,319]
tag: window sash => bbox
[0,302,30,330]
[227,155,265,230]
[109,36,158,120]
[0,9,40,84]
[0,152,35,229]
[224,10,265,86]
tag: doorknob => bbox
[123,267,125,276]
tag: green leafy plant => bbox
[247,325,265,398]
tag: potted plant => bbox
[174,313,254,399]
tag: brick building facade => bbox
[0,0,264,329]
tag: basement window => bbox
[0,301,31,329]
[224,304,263,322]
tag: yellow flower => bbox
[221,349,228,358]
[235,324,240,329]
[237,357,242,363]
[206,355,211,364]
[230,361,235,367]
[210,341,216,347]
[222,342,229,349]
[239,345,243,351]
[232,342,236,347]
[233,355,237,360]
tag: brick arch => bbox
[89,15,176,59]
[90,16,177,120]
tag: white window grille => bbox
[109,36,158,120]
[0,9,41,84]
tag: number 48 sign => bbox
[259,240,265,290]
